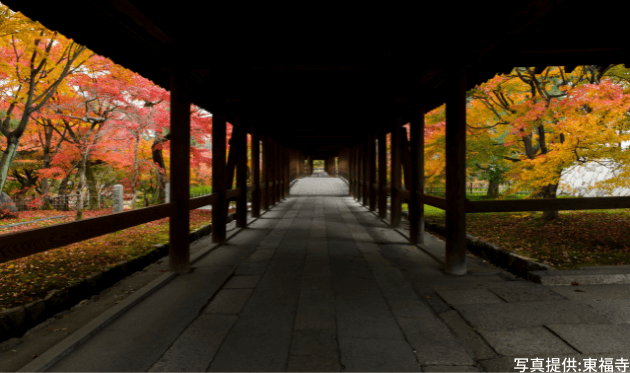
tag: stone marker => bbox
[165,183,170,203]
[0,192,18,213]
[113,184,123,213]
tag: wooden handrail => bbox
[189,194,218,209]
[0,203,175,264]
[466,196,630,213]
[397,188,410,199]
[226,188,241,200]
[422,194,447,210]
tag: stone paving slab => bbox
[546,324,630,353]
[455,300,611,331]
[337,337,421,372]
[397,317,476,366]
[436,289,506,306]
[202,289,253,314]
[289,329,339,357]
[147,314,237,372]
[476,326,577,356]
[223,275,261,289]
[286,356,342,372]
[579,299,630,324]
[548,284,630,300]
[487,283,566,302]
[438,310,497,360]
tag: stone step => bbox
[529,267,630,286]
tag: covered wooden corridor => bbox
[4,1,630,371]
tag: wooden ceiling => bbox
[7,0,629,158]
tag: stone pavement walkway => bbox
[290,176,349,195]
[28,179,630,372]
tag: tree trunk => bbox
[0,138,20,193]
[75,155,88,221]
[486,181,500,198]
[536,183,560,221]
[152,136,167,204]
[85,161,99,210]
[131,134,140,210]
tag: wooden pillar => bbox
[409,104,425,245]
[236,116,248,228]
[378,128,387,219]
[349,148,354,197]
[355,145,360,200]
[262,133,270,210]
[269,137,275,205]
[169,69,190,273]
[361,137,370,206]
[212,100,227,244]
[390,117,402,228]
[445,70,468,275]
[368,132,376,211]
[274,139,280,204]
[252,127,261,217]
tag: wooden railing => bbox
[0,178,287,265]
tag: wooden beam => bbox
[391,117,402,227]
[212,100,227,244]
[445,69,467,275]
[236,116,248,228]
[378,128,387,219]
[251,127,261,217]
[169,69,190,273]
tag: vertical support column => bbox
[356,144,362,202]
[212,100,227,244]
[273,139,280,204]
[269,137,275,206]
[378,129,387,219]
[236,117,248,228]
[445,69,468,275]
[252,127,261,217]
[308,156,314,176]
[362,139,368,207]
[409,104,425,245]
[262,133,270,210]
[390,117,402,228]
[355,145,360,200]
[368,132,376,211]
[349,148,354,197]
[169,70,190,273]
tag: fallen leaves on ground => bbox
[0,208,215,310]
